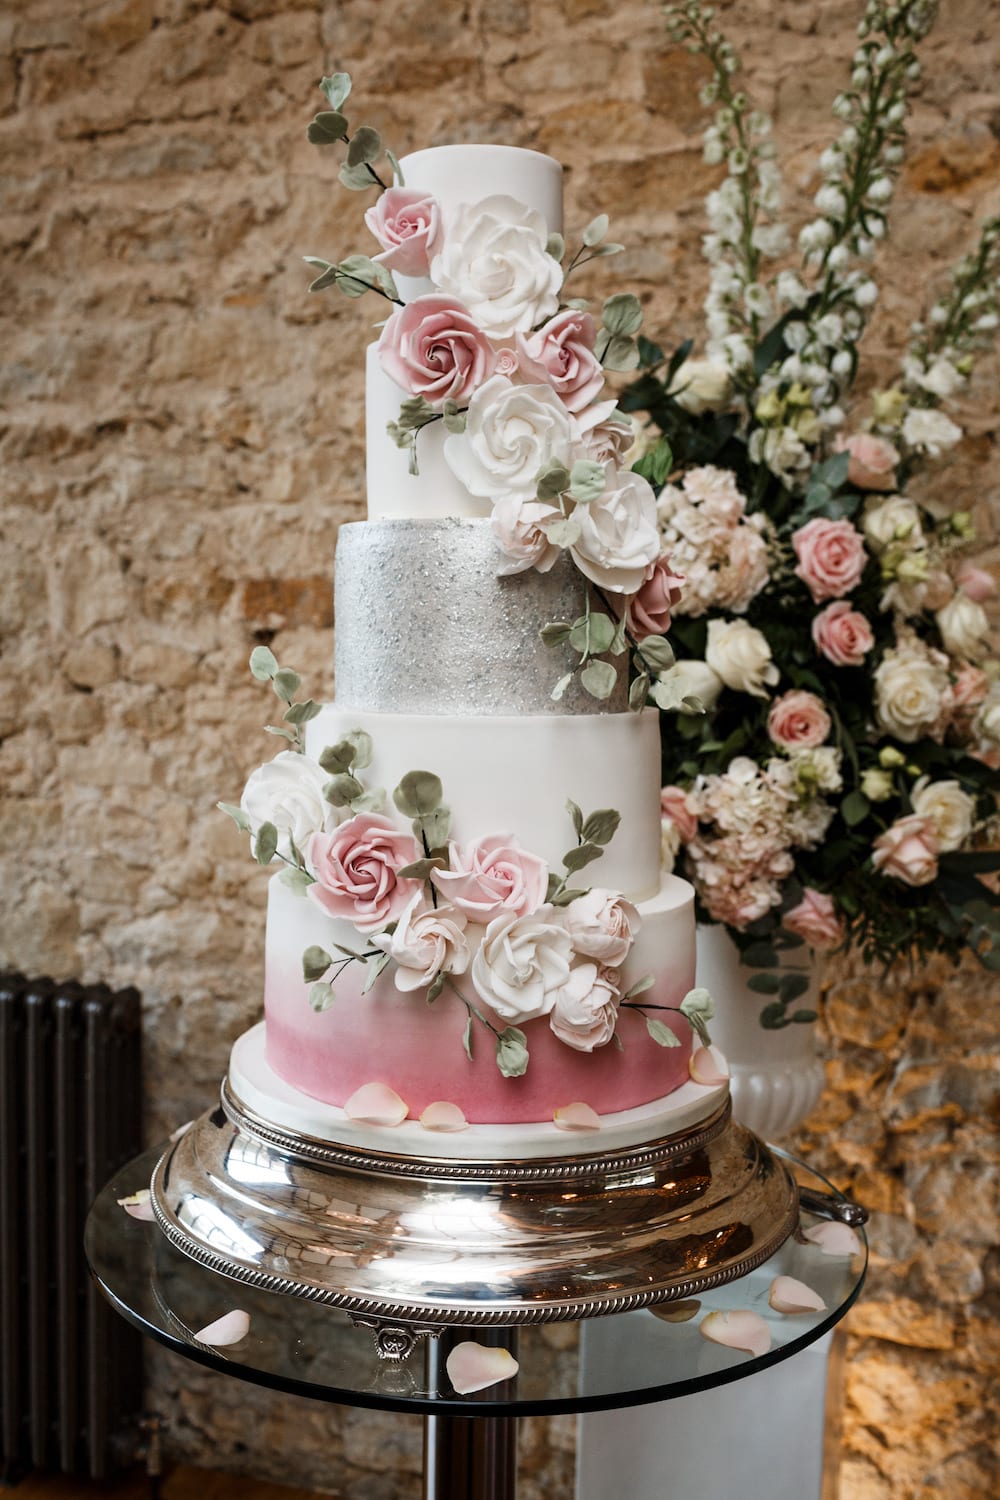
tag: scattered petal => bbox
[689,1044,730,1086]
[768,1275,826,1314]
[194,1309,251,1347]
[344,1082,408,1126]
[419,1101,469,1133]
[117,1189,155,1222]
[650,1299,701,1323]
[802,1221,862,1257]
[553,1101,601,1131]
[169,1119,194,1142]
[700,1309,771,1357]
[446,1341,519,1394]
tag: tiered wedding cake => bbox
[225,141,728,1158]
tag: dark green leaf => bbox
[779,972,812,1002]
[759,1002,791,1030]
[565,799,584,838]
[581,809,621,846]
[346,125,381,167]
[742,943,779,968]
[307,111,348,145]
[840,790,870,827]
[562,841,603,873]
[747,972,781,994]
[324,773,363,806]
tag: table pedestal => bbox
[424,1415,518,1500]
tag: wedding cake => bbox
[223,134,728,1159]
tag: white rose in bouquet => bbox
[974,684,1000,747]
[570,464,660,593]
[862,495,924,554]
[901,407,962,457]
[911,777,975,853]
[656,659,724,714]
[240,751,342,863]
[936,593,990,661]
[445,376,576,500]
[667,356,733,414]
[431,195,563,337]
[471,906,573,1023]
[874,639,953,743]
[705,619,780,698]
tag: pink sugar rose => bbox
[955,562,997,602]
[871,814,939,888]
[307,813,421,932]
[494,347,520,377]
[834,432,900,492]
[364,186,443,277]
[378,294,496,406]
[515,309,605,413]
[811,600,875,667]
[624,554,685,641]
[783,888,845,950]
[431,834,549,923]
[548,963,620,1052]
[660,785,699,844]
[792,517,867,604]
[767,690,832,749]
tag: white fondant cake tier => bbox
[305,706,662,899]
[234,1023,725,1160]
[263,871,696,1125]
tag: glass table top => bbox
[86,1145,866,1419]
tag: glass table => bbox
[86,1146,865,1500]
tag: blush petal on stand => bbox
[194,1310,251,1347]
[768,1275,826,1314]
[553,1101,602,1131]
[699,1309,772,1357]
[117,1189,156,1222]
[802,1221,862,1257]
[419,1101,469,1132]
[446,1341,520,1394]
[344,1082,409,1126]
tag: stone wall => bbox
[1,0,997,1496]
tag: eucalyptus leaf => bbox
[790,1009,819,1024]
[249,645,278,680]
[350,787,386,814]
[543,516,582,548]
[760,1002,791,1030]
[646,1016,681,1048]
[546,231,565,260]
[610,616,628,656]
[394,770,444,817]
[263,725,297,742]
[272,668,301,703]
[590,242,625,257]
[324,772,363,806]
[779,972,812,1002]
[581,659,618,700]
[585,612,616,653]
[320,739,358,774]
[638,636,675,674]
[441,398,466,434]
[566,799,584,838]
[284,699,322,725]
[540,621,573,647]
[217,801,251,833]
[582,213,610,247]
[417,805,451,848]
[307,265,340,293]
[550,887,589,907]
[495,1026,529,1079]
[536,461,571,501]
[307,111,348,145]
[279,865,313,895]
[426,970,445,1002]
[395,394,437,431]
[253,821,278,865]
[302,945,333,983]
[339,160,375,191]
[462,1016,474,1061]
[320,73,352,111]
[569,459,606,502]
[346,125,381,167]
[397,856,447,880]
[336,253,385,298]
[581,809,621,846]
[343,728,373,770]
[601,292,642,337]
[623,973,654,999]
[601,333,640,371]
[629,672,651,711]
[747,972,781,994]
[308,982,336,1012]
[551,672,573,702]
[361,950,391,994]
[385,147,403,185]
[562,841,603,873]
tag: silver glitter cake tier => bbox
[333,518,628,716]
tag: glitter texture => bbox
[334,519,629,716]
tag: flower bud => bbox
[879,745,907,768]
[861,768,894,802]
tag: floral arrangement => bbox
[619,0,999,1014]
[304,73,686,711]
[220,648,716,1077]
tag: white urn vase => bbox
[695,924,826,1140]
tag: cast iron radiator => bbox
[0,972,144,1482]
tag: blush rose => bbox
[431,834,549,923]
[378,294,496,406]
[792,517,867,603]
[515,309,605,413]
[767,690,832,749]
[562,889,641,967]
[783,888,844,950]
[307,813,421,932]
[623,554,685,641]
[834,432,899,491]
[871,814,939,887]
[364,186,443,277]
[811,600,875,667]
[548,963,620,1051]
[660,785,699,844]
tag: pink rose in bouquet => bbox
[624,554,685,640]
[365,186,443,276]
[783,888,844,949]
[834,432,900,491]
[871,814,940,887]
[515,309,605,413]
[378,294,496,405]
[660,785,699,843]
[812,600,875,667]
[767,690,832,749]
[431,833,549,922]
[308,813,421,931]
[792,517,867,603]
[955,562,997,602]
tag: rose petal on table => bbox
[768,1275,826,1314]
[700,1309,771,1357]
[689,1044,730,1086]
[344,1082,408,1126]
[169,1119,194,1142]
[446,1341,519,1394]
[553,1102,601,1131]
[419,1101,468,1132]
[802,1221,862,1257]
[194,1310,251,1347]
[117,1189,156,1222]
[650,1299,701,1323]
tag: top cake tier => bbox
[366,144,566,523]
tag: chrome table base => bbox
[149,1074,801,1330]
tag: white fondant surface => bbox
[231,1022,726,1160]
[305,705,663,900]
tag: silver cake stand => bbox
[143,1071,860,1350]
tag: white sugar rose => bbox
[562,889,641,966]
[431,194,563,337]
[371,892,470,992]
[471,905,572,1023]
[444,376,576,501]
[901,407,962,457]
[705,619,780,698]
[667,356,733,415]
[874,639,953,743]
[570,463,661,594]
[491,495,563,576]
[240,751,341,863]
[549,963,620,1052]
[862,495,923,554]
[936,592,990,661]
[910,777,975,854]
